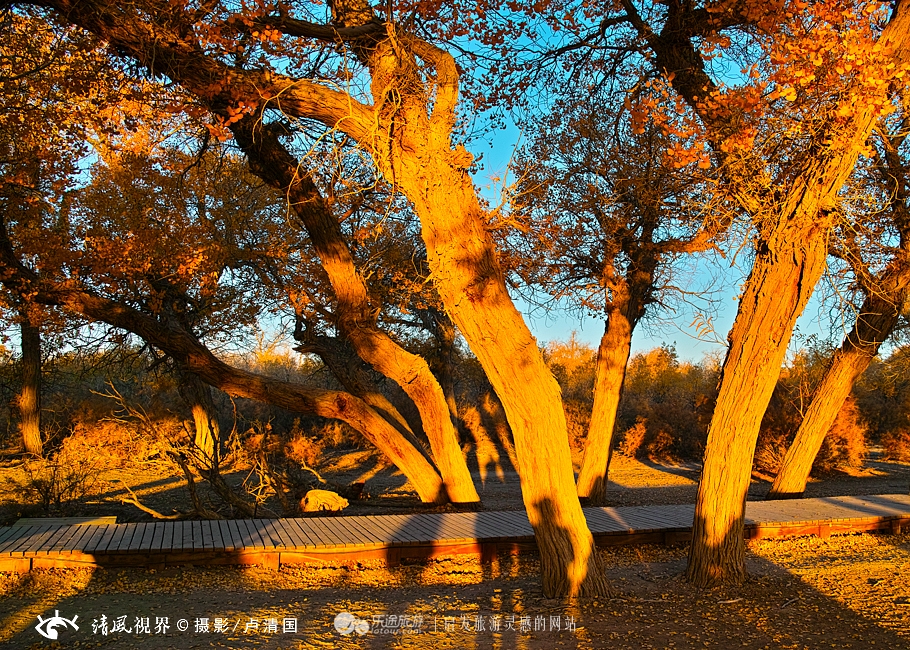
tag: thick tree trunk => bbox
[233,121,478,505]
[768,291,903,499]
[17,314,42,456]
[178,368,221,465]
[407,157,611,598]
[687,232,828,586]
[576,310,634,504]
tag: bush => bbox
[882,429,910,462]
[9,438,106,515]
[813,397,867,473]
[617,419,647,459]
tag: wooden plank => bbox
[57,524,93,555]
[151,522,168,552]
[260,519,291,548]
[239,519,266,549]
[93,524,121,553]
[226,520,247,550]
[251,519,278,549]
[135,523,156,552]
[18,526,59,556]
[13,516,117,526]
[78,525,110,554]
[0,526,37,554]
[47,525,86,554]
[432,514,479,540]
[399,514,453,542]
[180,521,194,551]
[209,519,224,551]
[333,517,388,546]
[317,517,362,547]
[283,519,320,548]
[103,524,129,554]
[0,525,26,547]
[217,520,235,551]
[191,521,204,551]
[200,520,215,550]
[116,524,139,553]
[33,526,73,555]
[297,518,343,548]
[275,519,311,549]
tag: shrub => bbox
[10,439,106,515]
[617,419,647,459]
[882,429,910,462]
[813,397,867,473]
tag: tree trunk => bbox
[17,313,42,456]
[576,309,634,504]
[687,232,828,587]
[298,333,432,462]
[178,368,221,466]
[232,120,478,505]
[422,309,460,426]
[768,291,904,499]
[0,250,449,504]
[407,156,611,598]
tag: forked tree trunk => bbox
[407,156,611,598]
[233,122,478,505]
[687,232,828,586]
[298,334,433,462]
[768,291,904,499]
[179,369,221,465]
[576,309,635,504]
[17,314,42,456]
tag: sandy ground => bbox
[1,445,909,648]
[1,531,910,648]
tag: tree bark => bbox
[17,312,42,456]
[178,368,221,465]
[405,154,611,597]
[576,309,634,504]
[687,232,828,586]
[768,283,906,499]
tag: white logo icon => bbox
[334,611,369,635]
[35,610,80,640]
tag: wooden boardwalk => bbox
[0,494,907,573]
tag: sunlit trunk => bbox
[178,368,221,465]
[687,232,827,586]
[768,292,902,499]
[577,309,634,504]
[17,313,41,456]
[407,155,611,597]
[233,122,478,505]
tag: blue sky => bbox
[470,120,847,363]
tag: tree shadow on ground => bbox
[3,531,910,648]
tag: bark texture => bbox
[17,313,42,456]
[576,311,634,504]
[687,233,828,585]
[178,368,221,465]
